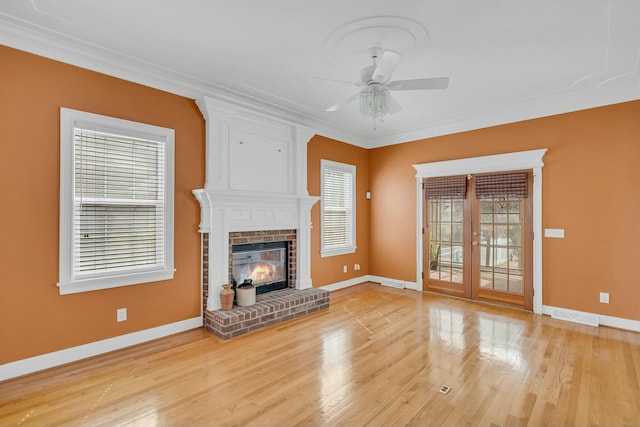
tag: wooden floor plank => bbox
[2,282,640,426]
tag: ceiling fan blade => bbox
[388,77,450,91]
[389,95,403,114]
[371,50,403,83]
[325,92,359,112]
[313,76,362,87]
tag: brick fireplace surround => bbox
[202,231,330,339]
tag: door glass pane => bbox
[452,245,463,265]
[440,201,451,221]
[509,225,522,245]
[495,225,508,241]
[480,200,493,213]
[452,223,463,243]
[478,195,525,295]
[480,224,493,243]
[509,248,522,269]
[509,269,523,293]
[440,223,451,242]
[428,198,464,284]
[480,266,493,289]
[480,246,493,267]
[494,269,508,291]
[495,246,509,269]
[453,202,464,221]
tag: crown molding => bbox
[365,85,640,148]
[0,14,368,146]
[1,13,638,150]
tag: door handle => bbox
[472,241,479,246]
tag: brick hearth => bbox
[205,287,329,339]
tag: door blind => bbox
[475,172,528,199]
[425,175,467,199]
[74,128,165,274]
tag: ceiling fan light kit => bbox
[360,83,390,129]
[321,47,450,130]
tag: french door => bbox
[423,171,533,310]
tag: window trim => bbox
[320,159,356,257]
[58,108,175,295]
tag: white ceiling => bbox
[1,0,639,148]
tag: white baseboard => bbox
[0,317,203,382]
[543,305,640,332]
[320,275,373,291]
[548,307,599,327]
[319,275,419,292]
[369,275,419,291]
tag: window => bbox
[58,108,174,295]
[321,160,356,257]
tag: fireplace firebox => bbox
[231,241,288,295]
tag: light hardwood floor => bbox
[2,283,640,426]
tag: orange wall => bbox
[3,44,639,367]
[307,135,370,287]
[369,101,640,321]
[0,46,205,364]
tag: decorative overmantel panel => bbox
[192,96,319,311]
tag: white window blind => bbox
[74,128,164,273]
[321,160,356,257]
[58,108,174,295]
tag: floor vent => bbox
[380,280,405,289]
[439,385,451,394]
[551,308,599,327]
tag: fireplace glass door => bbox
[231,241,288,294]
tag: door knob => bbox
[472,241,479,246]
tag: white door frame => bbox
[413,149,547,314]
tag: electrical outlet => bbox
[343,265,347,273]
[354,263,360,271]
[117,308,127,322]
[599,292,609,304]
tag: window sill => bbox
[321,247,356,258]
[57,268,175,295]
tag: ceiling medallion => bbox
[323,16,429,65]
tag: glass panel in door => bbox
[476,198,524,295]
[425,196,470,298]
[471,176,532,310]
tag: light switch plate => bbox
[544,228,565,238]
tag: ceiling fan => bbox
[318,47,449,128]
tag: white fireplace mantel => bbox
[192,96,319,311]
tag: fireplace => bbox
[231,241,288,295]
[193,96,329,339]
[192,95,320,313]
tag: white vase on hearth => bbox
[237,286,256,306]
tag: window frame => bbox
[320,159,356,257]
[58,108,175,295]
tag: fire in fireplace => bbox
[231,241,288,295]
